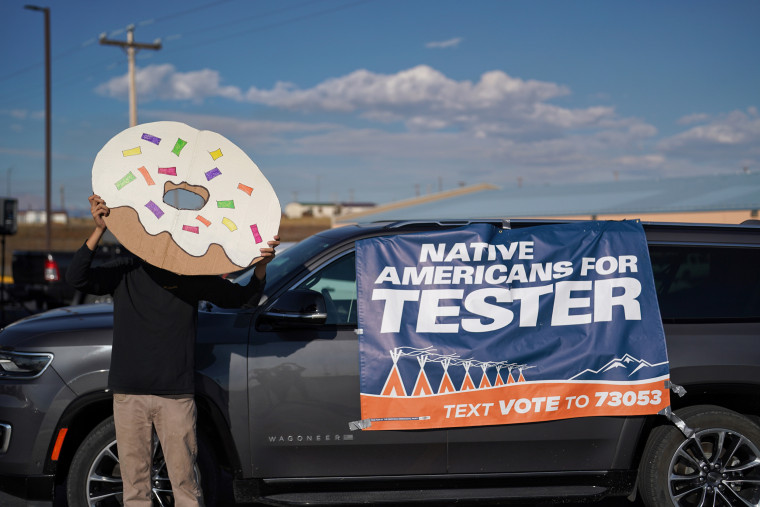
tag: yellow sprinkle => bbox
[222,217,237,232]
[209,148,223,160]
[122,146,142,157]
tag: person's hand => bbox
[258,235,280,266]
[254,235,280,280]
[89,194,110,231]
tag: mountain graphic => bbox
[569,353,668,381]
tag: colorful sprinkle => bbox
[217,200,235,209]
[115,172,136,190]
[122,146,142,157]
[238,183,253,195]
[182,225,200,234]
[171,138,187,156]
[145,201,164,219]
[158,167,177,176]
[196,215,211,227]
[141,133,161,145]
[137,166,155,186]
[209,148,223,160]
[205,167,222,180]
[222,217,237,232]
[251,224,263,244]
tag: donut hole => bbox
[163,181,210,211]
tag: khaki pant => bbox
[113,394,204,507]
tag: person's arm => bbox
[86,194,108,251]
[253,236,279,282]
[202,236,280,308]
[65,194,125,295]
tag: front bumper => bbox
[0,473,55,500]
[0,366,75,499]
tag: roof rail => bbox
[384,219,511,230]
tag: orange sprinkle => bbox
[238,183,253,195]
[196,215,212,227]
[137,166,155,186]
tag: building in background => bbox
[284,201,376,219]
[19,209,68,225]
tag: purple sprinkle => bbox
[145,201,164,219]
[141,133,161,145]
[205,167,222,181]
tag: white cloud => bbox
[245,65,570,115]
[240,64,639,143]
[95,63,757,196]
[96,64,650,147]
[677,113,710,125]
[0,109,44,121]
[141,110,341,135]
[615,154,666,168]
[425,37,464,49]
[658,108,760,162]
[96,64,243,103]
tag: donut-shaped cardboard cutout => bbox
[92,121,281,275]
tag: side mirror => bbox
[261,289,328,328]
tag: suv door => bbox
[446,415,638,473]
[446,236,760,476]
[248,249,447,478]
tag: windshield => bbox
[231,233,337,290]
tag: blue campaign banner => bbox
[355,221,670,430]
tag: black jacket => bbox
[66,243,265,394]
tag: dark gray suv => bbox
[1,219,759,506]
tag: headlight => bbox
[0,351,54,379]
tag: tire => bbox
[638,405,760,507]
[66,416,219,506]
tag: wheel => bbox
[66,416,219,506]
[638,405,760,507]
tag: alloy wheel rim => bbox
[84,436,198,506]
[668,428,760,506]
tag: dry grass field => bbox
[1,216,332,279]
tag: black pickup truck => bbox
[0,219,759,507]
[8,242,132,317]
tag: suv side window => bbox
[298,251,357,325]
[290,244,759,324]
[649,245,760,321]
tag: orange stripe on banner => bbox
[360,378,670,430]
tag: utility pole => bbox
[99,25,161,127]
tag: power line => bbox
[0,40,97,85]
[0,0,236,85]
[0,0,375,109]
[168,0,373,55]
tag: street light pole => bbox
[24,4,52,252]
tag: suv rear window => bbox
[649,245,760,321]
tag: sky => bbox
[1,0,758,214]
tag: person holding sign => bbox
[67,194,279,506]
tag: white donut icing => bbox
[92,121,280,271]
